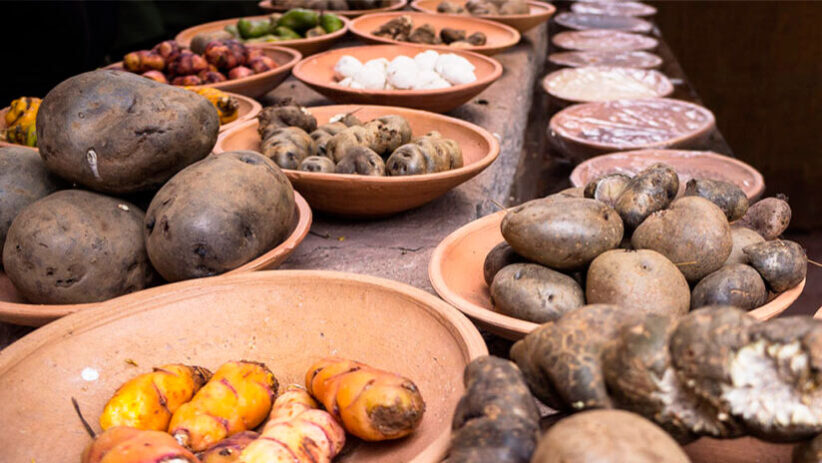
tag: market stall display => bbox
[258,0,409,17]
[541,66,673,103]
[410,0,556,33]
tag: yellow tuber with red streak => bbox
[169,360,278,452]
[238,385,345,463]
[99,364,211,432]
[82,426,198,463]
[305,357,426,441]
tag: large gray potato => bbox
[36,70,218,194]
[490,263,584,323]
[743,240,807,292]
[691,264,767,310]
[684,178,749,221]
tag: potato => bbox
[614,163,679,229]
[327,125,373,163]
[490,263,584,323]
[310,122,348,159]
[298,155,335,173]
[684,178,749,221]
[586,249,690,317]
[0,146,61,254]
[501,196,623,270]
[334,146,385,176]
[531,410,690,463]
[261,126,317,170]
[483,241,528,286]
[738,196,791,240]
[257,105,318,141]
[2,190,152,304]
[37,70,218,194]
[691,264,767,310]
[583,173,631,207]
[724,225,765,266]
[632,196,732,282]
[743,239,807,292]
[364,115,412,155]
[144,151,294,282]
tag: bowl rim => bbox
[554,11,653,33]
[548,97,717,151]
[291,43,503,96]
[547,49,664,69]
[541,65,674,103]
[569,0,658,17]
[214,104,501,183]
[410,0,556,21]
[0,192,312,326]
[257,0,409,16]
[552,28,659,51]
[428,209,806,339]
[348,11,522,54]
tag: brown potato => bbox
[684,178,749,221]
[298,155,335,173]
[583,173,631,207]
[37,70,218,194]
[2,190,152,304]
[257,105,317,140]
[501,196,624,270]
[586,249,690,317]
[614,163,679,229]
[334,146,385,176]
[490,263,585,323]
[260,126,317,169]
[724,225,765,266]
[632,196,732,282]
[743,239,807,292]
[738,196,791,240]
[144,151,295,282]
[691,264,767,310]
[364,115,412,155]
[310,122,348,159]
[327,125,373,163]
[483,241,528,286]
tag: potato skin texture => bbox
[614,163,679,229]
[583,173,631,207]
[0,146,61,253]
[199,431,259,463]
[684,178,749,221]
[334,146,385,175]
[83,426,199,463]
[738,196,791,240]
[483,241,528,286]
[298,155,335,173]
[586,249,690,317]
[501,196,624,270]
[364,115,412,155]
[144,151,295,282]
[743,239,807,292]
[691,264,767,310]
[491,263,584,323]
[37,70,218,194]
[724,225,765,266]
[2,189,152,304]
[632,196,732,282]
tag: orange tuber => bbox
[123,50,165,73]
[82,426,198,463]
[198,430,259,463]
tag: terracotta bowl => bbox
[570,149,766,200]
[428,209,806,340]
[411,0,556,33]
[548,50,663,69]
[571,1,657,17]
[292,44,503,113]
[0,107,37,151]
[219,92,263,133]
[555,11,653,33]
[0,270,487,463]
[174,14,350,57]
[107,46,301,99]
[349,11,521,56]
[548,97,717,161]
[214,105,500,217]
[553,29,658,52]
[0,192,312,327]
[541,66,673,104]
[258,0,409,17]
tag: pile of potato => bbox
[0,69,296,304]
[438,0,530,15]
[256,100,464,175]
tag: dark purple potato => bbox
[738,196,792,240]
[334,146,385,176]
[614,163,679,229]
[684,178,749,221]
[483,241,528,286]
[691,264,768,310]
[490,263,585,324]
[743,239,807,292]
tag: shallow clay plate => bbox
[428,209,805,340]
[0,107,37,151]
[0,193,312,326]
[571,1,657,17]
[258,0,408,18]
[175,14,350,57]
[220,92,263,132]
[0,270,487,462]
[570,149,765,200]
[555,12,653,33]
[541,66,673,104]
[215,105,499,217]
[548,50,662,69]
[350,11,521,56]
[107,46,301,99]
[553,29,658,51]
[411,0,556,33]
[292,44,502,113]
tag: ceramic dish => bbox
[219,92,263,132]
[410,0,556,33]
[571,1,657,17]
[541,66,673,104]
[349,11,521,56]
[553,29,658,51]
[555,11,653,33]
[292,44,502,113]
[570,149,766,200]
[107,46,301,99]
[428,209,805,340]
[258,0,409,17]
[215,104,499,217]
[548,97,716,161]
[548,50,662,69]
[0,107,36,151]
[0,192,311,326]
[174,14,350,57]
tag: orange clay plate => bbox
[258,0,409,18]
[411,0,556,33]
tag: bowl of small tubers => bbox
[411,0,556,33]
[215,103,500,217]
[0,270,487,462]
[258,0,409,18]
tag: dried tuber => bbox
[334,146,385,175]
[261,126,318,169]
[82,426,199,463]
[168,51,209,76]
[386,131,463,175]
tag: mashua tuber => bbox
[3,96,40,147]
[188,87,240,125]
[198,431,259,463]
[82,426,198,463]
[386,131,463,176]
[305,357,426,441]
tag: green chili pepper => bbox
[277,8,319,33]
[273,26,302,40]
[224,24,240,37]
[320,13,344,33]
[237,18,271,39]
[245,34,282,43]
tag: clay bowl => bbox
[553,29,658,52]
[219,92,263,133]
[0,192,312,327]
[571,1,657,17]
[0,107,36,151]
[555,12,653,33]
[258,0,409,17]
[411,0,556,33]
[215,104,499,217]
[349,11,521,56]
[107,46,301,99]
[684,437,795,463]
[541,66,673,105]
[570,149,766,200]
[428,209,805,341]
[548,50,663,69]
[0,270,487,462]
[548,97,717,161]
[174,14,350,57]
[292,44,503,113]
